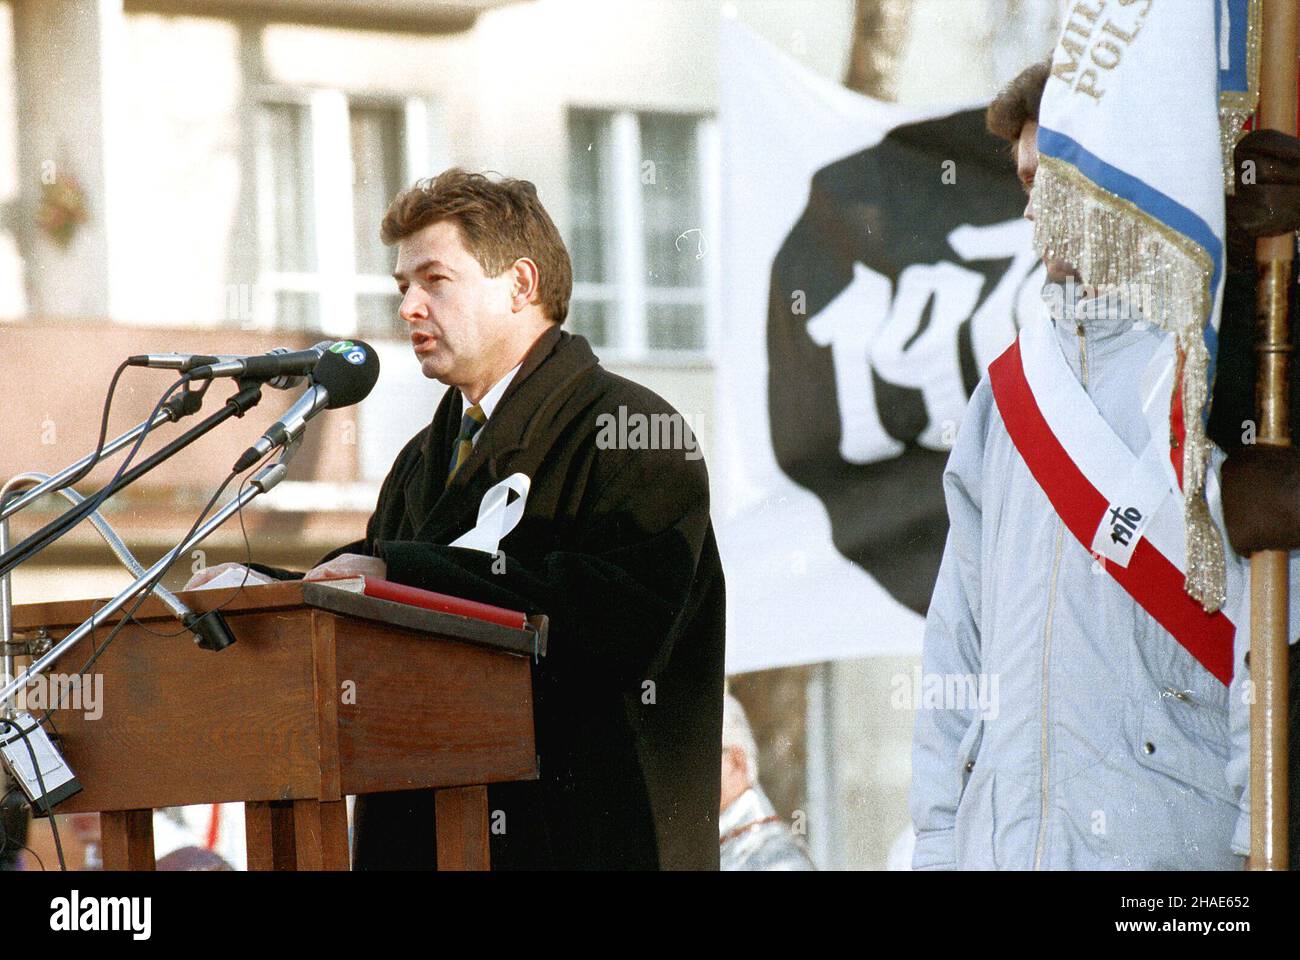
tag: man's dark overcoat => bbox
[263,326,726,870]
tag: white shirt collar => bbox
[461,363,521,440]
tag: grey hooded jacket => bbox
[910,300,1258,870]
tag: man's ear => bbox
[510,258,541,313]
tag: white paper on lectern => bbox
[449,473,531,554]
[191,566,276,590]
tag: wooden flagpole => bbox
[1249,0,1299,872]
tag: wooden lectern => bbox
[8,580,544,871]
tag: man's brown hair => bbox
[986,58,1052,143]
[381,168,573,325]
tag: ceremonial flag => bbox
[1034,0,1244,611]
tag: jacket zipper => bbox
[1032,323,1089,870]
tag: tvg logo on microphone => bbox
[329,340,368,365]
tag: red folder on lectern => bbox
[318,576,527,630]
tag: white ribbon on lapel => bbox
[449,473,531,554]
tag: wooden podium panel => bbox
[8,580,542,871]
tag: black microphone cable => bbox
[40,359,130,497]
[0,373,193,579]
[22,408,276,722]
[71,461,243,680]
[117,447,264,640]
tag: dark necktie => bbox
[447,403,486,485]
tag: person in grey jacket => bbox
[910,61,1256,871]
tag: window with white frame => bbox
[254,90,433,340]
[567,108,718,358]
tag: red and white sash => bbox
[987,314,1237,685]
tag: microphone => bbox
[129,342,334,390]
[232,339,380,472]
[188,342,336,386]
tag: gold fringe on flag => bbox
[1219,0,1262,194]
[1034,155,1227,613]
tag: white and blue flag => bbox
[1034,0,1258,611]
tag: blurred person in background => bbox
[720,692,815,871]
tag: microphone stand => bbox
[1,472,233,697]
[0,434,302,715]
[1,376,244,704]
[0,380,265,580]
[0,379,281,823]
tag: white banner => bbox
[717,21,1042,673]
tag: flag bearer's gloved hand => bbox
[1228,129,1300,269]
[1222,443,1300,555]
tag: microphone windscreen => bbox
[312,340,381,409]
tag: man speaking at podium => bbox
[187,169,726,870]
